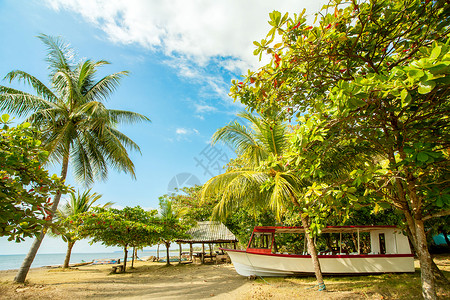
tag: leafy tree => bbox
[166,185,277,247]
[0,34,150,283]
[201,111,327,290]
[53,189,112,268]
[160,187,207,224]
[75,206,161,272]
[0,114,68,241]
[230,1,449,298]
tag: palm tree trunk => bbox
[300,214,325,291]
[14,154,70,283]
[63,241,75,268]
[289,192,325,291]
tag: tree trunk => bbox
[415,219,437,300]
[165,241,171,266]
[157,243,160,261]
[131,247,135,268]
[300,214,325,291]
[14,154,70,283]
[63,241,75,268]
[406,225,449,286]
[442,230,450,248]
[123,245,128,272]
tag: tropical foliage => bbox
[158,197,190,265]
[201,111,327,289]
[74,206,161,272]
[0,34,150,283]
[230,0,449,298]
[54,189,112,268]
[166,185,277,246]
[0,115,68,241]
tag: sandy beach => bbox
[0,256,448,300]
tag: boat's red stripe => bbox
[253,225,398,230]
[221,248,414,258]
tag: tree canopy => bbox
[0,115,68,242]
[0,34,150,283]
[229,0,449,298]
[74,206,161,272]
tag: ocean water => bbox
[0,249,180,271]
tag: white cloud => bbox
[176,127,199,136]
[46,0,327,111]
[46,0,327,70]
[176,128,188,135]
[194,104,217,113]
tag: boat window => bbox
[249,233,272,249]
[274,233,305,254]
[379,233,386,255]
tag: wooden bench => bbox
[215,254,230,264]
[110,264,124,274]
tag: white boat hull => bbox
[226,250,415,277]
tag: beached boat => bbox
[223,225,415,277]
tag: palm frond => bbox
[37,33,74,73]
[0,86,52,117]
[3,70,58,102]
[107,109,151,124]
[84,71,129,102]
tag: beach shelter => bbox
[176,221,238,263]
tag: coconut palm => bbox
[0,34,150,283]
[55,189,113,268]
[158,198,187,266]
[201,111,326,289]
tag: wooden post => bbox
[303,233,307,254]
[339,233,342,254]
[357,229,360,254]
[179,243,182,264]
[209,244,213,262]
[189,243,193,261]
[233,242,236,249]
[201,243,205,264]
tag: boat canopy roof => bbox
[253,225,398,234]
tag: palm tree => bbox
[201,111,326,290]
[0,34,150,282]
[158,198,187,266]
[55,189,113,268]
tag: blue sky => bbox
[0,0,326,254]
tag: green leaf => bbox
[347,194,358,202]
[417,152,429,162]
[418,81,436,94]
[408,69,424,79]
[430,45,441,60]
[400,89,412,106]
[1,114,9,123]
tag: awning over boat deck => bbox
[254,225,398,234]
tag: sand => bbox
[0,256,448,300]
[0,261,252,300]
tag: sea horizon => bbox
[0,249,184,271]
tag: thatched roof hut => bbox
[175,221,238,264]
[176,221,238,244]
